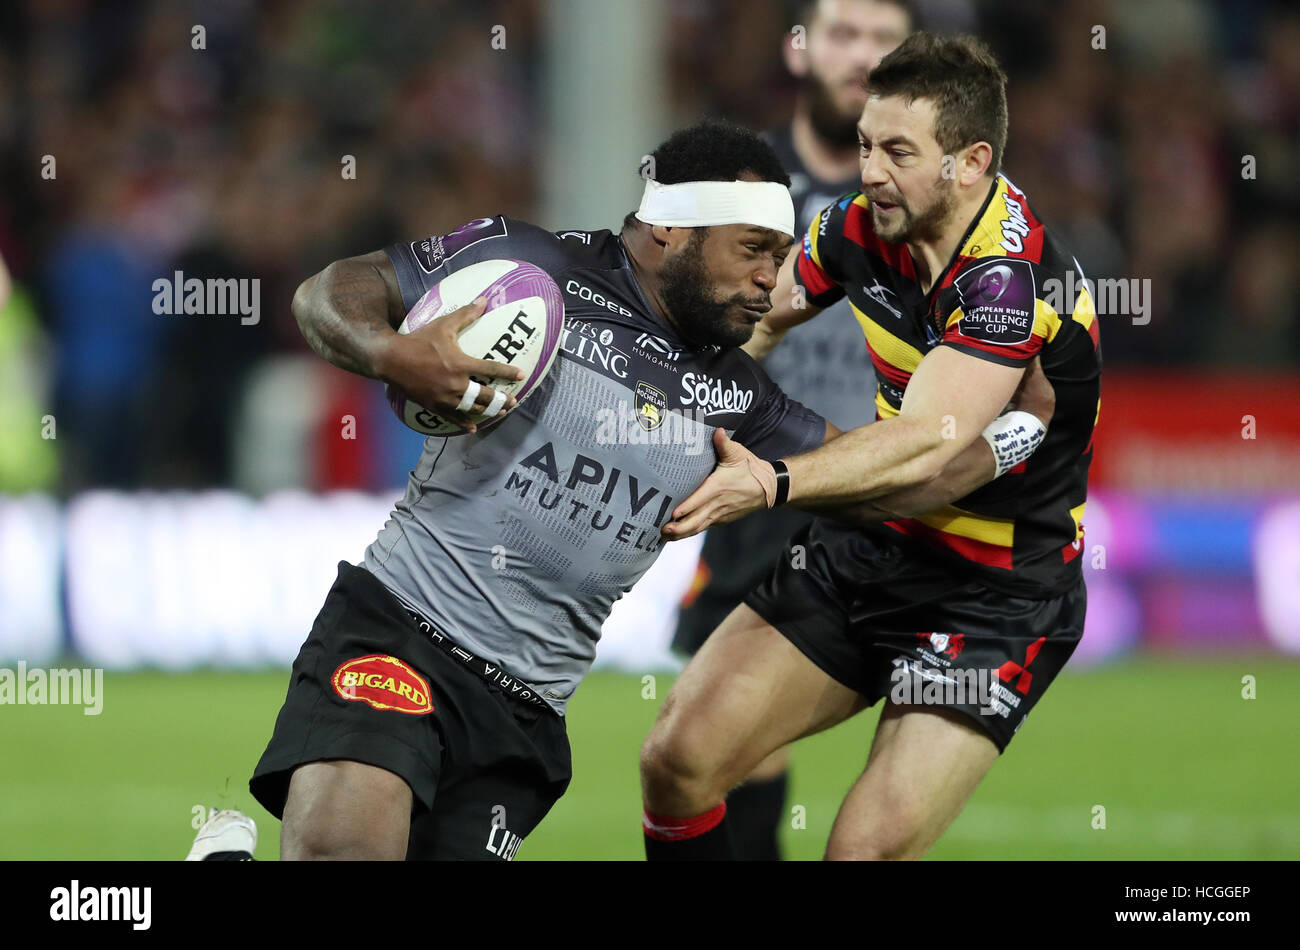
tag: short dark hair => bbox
[866,32,1008,175]
[623,120,791,231]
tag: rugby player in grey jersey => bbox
[229,121,1040,861]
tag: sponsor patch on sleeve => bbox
[410,216,509,274]
[952,258,1036,347]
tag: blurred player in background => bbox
[671,0,912,860]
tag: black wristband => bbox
[771,459,790,507]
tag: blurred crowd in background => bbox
[0,0,1296,497]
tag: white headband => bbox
[634,178,796,237]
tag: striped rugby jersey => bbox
[793,174,1102,598]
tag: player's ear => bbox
[652,225,699,255]
[958,141,994,187]
[649,224,675,249]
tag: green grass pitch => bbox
[2,657,1297,859]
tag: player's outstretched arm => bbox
[832,430,996,524]
[742,253,824,360]
[806,418,994,524]
[828,355,1055,523]
[781,346,1025,508]
[292,249,524,430]
[663,346,1033,538]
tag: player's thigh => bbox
[645,602,865,789]
[825,703,998,861]
[281,759,412,860]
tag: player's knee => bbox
[639,728,702,790]
[825,833,926,861]
[282,810,406,860]
[282,820,358,861]
[639,725,726,808]
[824,823,927,861]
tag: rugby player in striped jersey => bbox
[642,33,1099,861]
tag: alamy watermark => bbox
[0,661,104,715]
[889,658,1024,718]
[594,401,712,456]
[50,880,150,930]
[1042,269,1151,326]
[151,270,260,325]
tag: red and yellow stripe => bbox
[887,504,1017,570]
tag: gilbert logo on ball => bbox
[386,259,565,436]
[332,654,434,715]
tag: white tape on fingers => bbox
[455,380,482,413]
[483,389,508,418]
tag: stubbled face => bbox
[800,0,911,144]
[857,93,958,244]
[659,223,793,348]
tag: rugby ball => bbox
[385,258,565,436]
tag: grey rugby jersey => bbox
[363,215,826,714]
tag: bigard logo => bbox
[332,655,434,715]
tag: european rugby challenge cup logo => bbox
[973,263,1014,303]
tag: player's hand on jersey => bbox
[1010,356,1055,428]
[381,298,525,433]
[662,428,777,540]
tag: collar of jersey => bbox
[924,174,1002,301]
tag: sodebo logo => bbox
[679,372,754,417]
